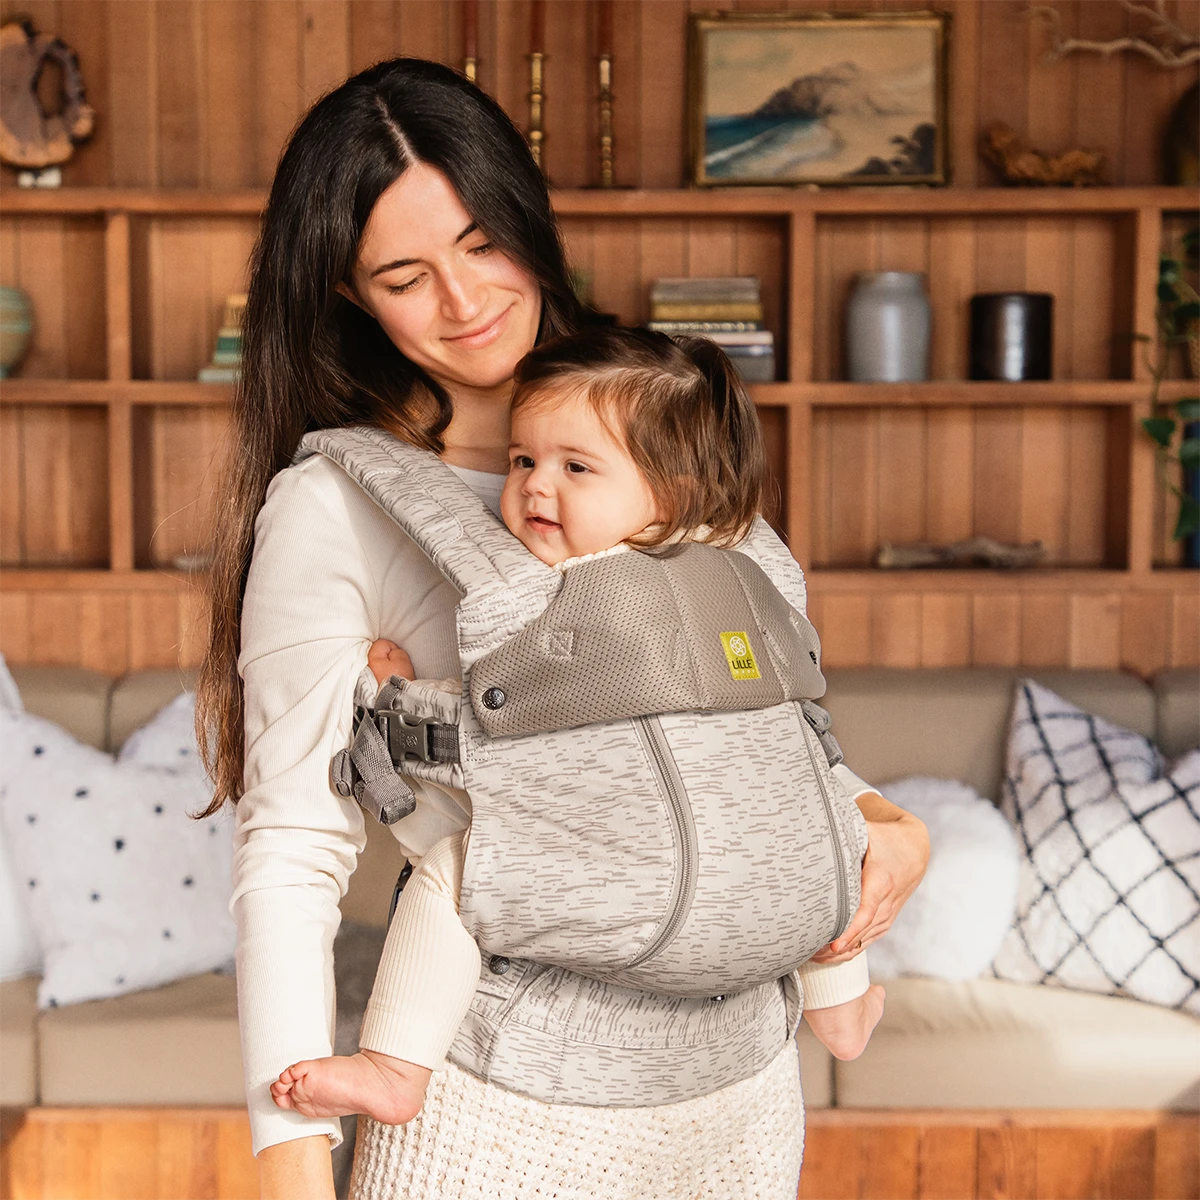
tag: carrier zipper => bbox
[799,713,849,937]
[627,716,697,969]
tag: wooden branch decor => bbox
[876,537,1047,570]
[1030,1,1200,69]
[0,20,95,172]
[981,122,1107,187]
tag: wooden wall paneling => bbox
[0,407,22,564]
[540,0,589,189]
[0,593,29,661]
[1120,591,1172,679]
[156,0,205,189]
[19,406,109,568]
[1071,1,1128,186]
[915,1124,978,1200]
[104,212,131,380]
[255,2,305,184]
[1072,217,1119,379]
[920,592,971,667]
[1103,404,1132,569]
[976,1,1030,187]
[102,0,157,187]
[177,579,211,669]
[1021,592,1071,668]
[395,0,449,66]
[785,399,809,563]
[860,1124,922,1200]
[349,1,399,78]
[27,591,84,666]
[977,1122,1040,1200]
[735,219,786,375]
[815,594,872,668]
[1064,407,1110,566]
[66,218,109,380]
[56,0,110,186]
[109,400,133,570]
[788,210,816,384]
[1024,217,1073,380]
[971,594,1021,667]
[756,405,786,538]
[971,406,1024,550]
[301,0,352,109]
[604,0,644,191]
[128,591,184,671]
[148,219,218,381]
[1069,593,1122,669]
[877,405,927,549]
[827,408,879,566]
[204,1,257,189]
[927,218,975,380]
[13,219,67,378]
[77,593,133,675]
[1128,207,1164,573]
[1170,588,1200,668]
[798,1121,859,1200]
[872,593,922,667]
[1024,0,1076,166]
[809,409,832,567]
[590,219,640,323]
[1018,407,1069,563]
[946,0,980,190]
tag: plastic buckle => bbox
[378,710,438,764]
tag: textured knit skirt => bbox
[349,1038,805,1200]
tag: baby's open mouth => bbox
[527,515,561,531]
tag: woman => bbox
[197,58,928,1200]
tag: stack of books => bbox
[647,277,775,383]
[198,293,247,384]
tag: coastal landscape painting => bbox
[689,12,948,187]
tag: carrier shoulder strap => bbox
[295,426,555,598]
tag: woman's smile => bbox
[443,303,513,350]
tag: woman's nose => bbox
[440,262,486,323]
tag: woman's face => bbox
[344,162,542,393]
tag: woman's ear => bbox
[336,280,366,312]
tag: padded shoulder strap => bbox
[296,426,555,597]
[735,516,808,615]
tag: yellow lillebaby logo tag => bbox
[720,631,761,681]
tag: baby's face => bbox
[500,391,661,566]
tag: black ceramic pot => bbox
[969,293,1054,381]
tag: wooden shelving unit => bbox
[2,186,1197,674]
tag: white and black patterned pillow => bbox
[992,680,1200,1015]
[0,704,234,1009]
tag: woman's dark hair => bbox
[511,326,765,550]
[197,58,582,814]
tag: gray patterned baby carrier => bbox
[306,426,867,1005]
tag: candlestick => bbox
[597,0,613,58]
[530,0,545,55]
[462,0,478,81]
[528,52,546,171]
[597,54,614,188]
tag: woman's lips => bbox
[444,305,512,349]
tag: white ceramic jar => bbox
[845,271,930,382]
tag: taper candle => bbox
[463,0,478,60]
[597,0,613,57]
[530,0,545,54]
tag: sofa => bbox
[3,665,1198,1122]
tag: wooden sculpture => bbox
[0,20,95,175]
[877,537,1047,570]
[981,123,1106,188]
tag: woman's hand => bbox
[258,1135,336,1200]
[809,791,929,965]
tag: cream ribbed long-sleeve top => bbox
[232,452,872,1158]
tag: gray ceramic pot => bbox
[845,271,930,383]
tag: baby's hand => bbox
[801,984,885,1061]
[368,638,415,685]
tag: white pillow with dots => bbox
[0,704,234,1009]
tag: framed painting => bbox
[688,10,950,188]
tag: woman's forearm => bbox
[258,1136,336,1200]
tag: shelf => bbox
[808,568,1196,593]
[4,186,1196,218]
[0,381,233,405]
[0,569,196,591]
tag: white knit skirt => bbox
[349,1039,804,1200]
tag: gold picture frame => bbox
[688,10,951,188]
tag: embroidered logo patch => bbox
[720,631,761,681]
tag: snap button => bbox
[711,994,726,1003]
[489,955,511,975]
[482,687,507,710]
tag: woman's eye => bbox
[469,242,494,256]
[387,276,423,295]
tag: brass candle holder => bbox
[597,54,614,188]
[527,52,546,171]
[463,57,478,84]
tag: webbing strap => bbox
[295,426,555,598]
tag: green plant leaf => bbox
[1142,416,1176,446]
[1172,494,1200,542]
[1175,399,1200,421]
[1158,280,1180,304]
[1180,438,1200,468]
[1177,301,1200,323]
[1161,258,1182,285]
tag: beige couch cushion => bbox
[822,669,1156,800]
[108,668,199,753]
[8,666,114,751]
[38,972,243,1105]
[0,975,39,1105]
[836,976,1200,1110]
[1155,669,1200,759]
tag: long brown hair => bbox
[511,326,765,549]
[196,59,580,815]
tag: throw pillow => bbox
[0,655,42,981]
[869,777,1019,981]
[0,706,234,1008]
[118,691,203,770]
[992,680,1200,1015]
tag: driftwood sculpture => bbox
[1030,1,1200,70]
[0,20,94,171]
[876,537,1046,571]
[981,123,1106,187]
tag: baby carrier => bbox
[305,426,867,1002]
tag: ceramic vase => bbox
[845,272,931,382]
[969,293,1053,381]
[0,288,33,379]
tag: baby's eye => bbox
[565,461,589,474]
[512,454,535,470]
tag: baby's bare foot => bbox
[270,1050,432,1124]
[368,638,415,686]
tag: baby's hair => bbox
[511,325,765,549]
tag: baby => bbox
[272,327,886,1125]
